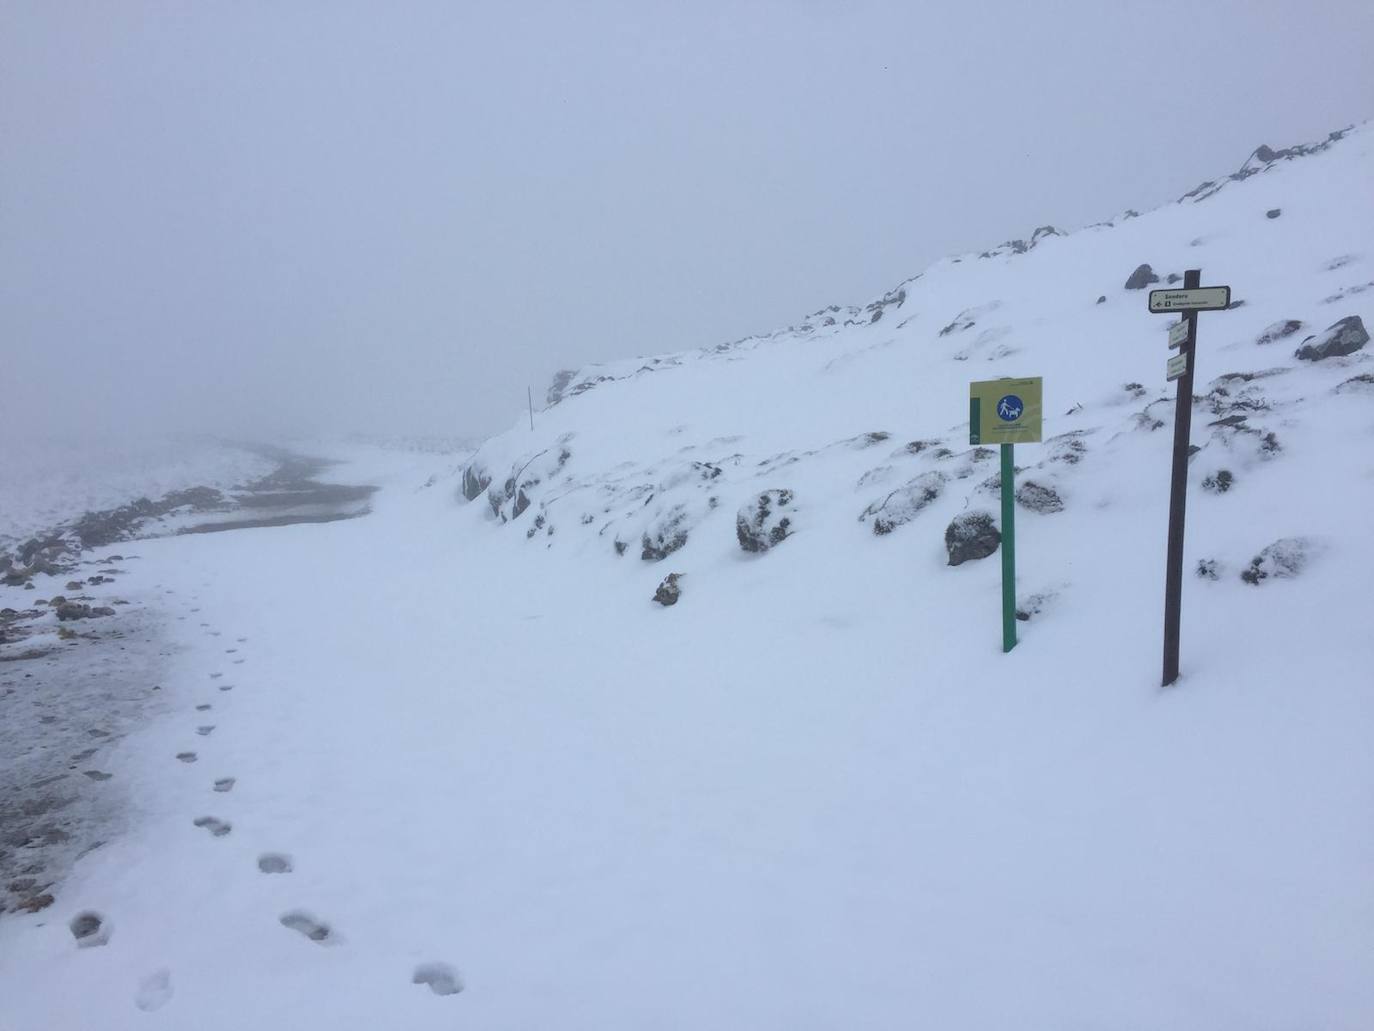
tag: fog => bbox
[3,1,1371,443]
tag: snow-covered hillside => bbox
[1,127,1371,1030]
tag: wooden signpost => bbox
[1149,270,1232,687]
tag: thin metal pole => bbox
[1162,268,1201,686]
[1000,442,1017,653]
[528,387,534,431]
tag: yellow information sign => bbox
[969,377,1043,445]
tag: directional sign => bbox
[1149,286,1231,313]
[970,377,1043,445]
[1168,320,1190,348]
[1166,351,1188,382]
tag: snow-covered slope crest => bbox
[460,121,1373,587]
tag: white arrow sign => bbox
[1149,286,1231,313]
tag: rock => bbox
[736,490,796,552]
[1196,559,1221,580]
[460,463,491,502]
[1201,470,1234,493]
[546,369,577,406]
[1166,273,1182,284]
[16,893,55,914]
[70,911,109,947]
[91,606,115,617]
[55,602,92,621]
[1266,208,1281,219]
[65,581,83,591]
[1124,264,1159,290]
[1240,537,1317,585]
[1256,319,1303,345]
[1335,372,1374,394]
[641,505,692,561]
[652,573,683,606]
[1294,316,1368,360]
[1096,295,1106,304]
[861,473,946,535]
[945,511,1000,566]
[1014,481,1064,514]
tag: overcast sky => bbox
[3,1,1372,442]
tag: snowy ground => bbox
[1,129,1372,1028]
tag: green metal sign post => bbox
[969,377,1043,653]
[999,443,1017,653]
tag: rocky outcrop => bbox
[736,490,796,552]
[1256,320,1303,345]
[652,573,683,606]
[460,463,491,502]
[1240,537,1318,585]
[485,442,573,522]
[1124,264,1159,290]
[642,505,694,561]
[860,473,946,535]
[945,511,1000,566]
[1014,481,1064,514]
[1294,316,1369,361]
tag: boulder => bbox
[736,490,796,552]
[1014,481,1064,514]
[1201,470,1234,493]
[55,602,92,621]
[1256,319,1302,345]
[1266,208,1281,219]
[860,473,946,535]
[652,573,683,606]
[1124,264,1159,290]
[460,462,491,502]
[1240,537,1317,585]
[642,505,693,561]
[945,511,1001,566]
[1294,316,1368,361]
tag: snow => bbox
[2,127,1373,1028]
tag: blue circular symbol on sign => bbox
[996,394,1024,422]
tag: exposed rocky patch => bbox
[736,490,796,552]
[1014,481,1064,514]
[945,511,1000,566]
[1201,470,1235,494]
[1294,316,1368,361]
[861,473,946,536]
[652,573,683,607]
[1241,538,1318,585]
[1124,264,1159,290]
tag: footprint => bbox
[412,963,463,996]
[213,777,236,793]
[195,704,212,712]
[209,673,222,680]
[83,770,113,781]
[257,853,292,874]
[71,911,110,947]
[192,816,231,837]
[176,752,198,763]
[218,684,234,692]
[225,648,237,654]
[232,659,245,665]
[134,969,173,1012]
[195,725,215,736]
[236,637,247,643]
[280,911,331,942]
